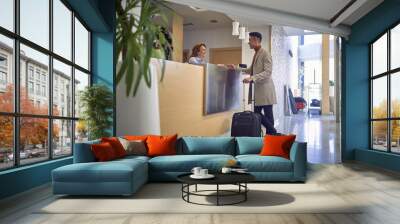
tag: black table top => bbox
[177,172,255,185]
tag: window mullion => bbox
[387,30,391,152]
[48,0,54,160]
[370,45,373,149]
[13,0,20,167]
[71,10,76,155]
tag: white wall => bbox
[241,25,271,65]
[288,36,299,94]
[271,26,292,132]
[184,27,242,62]
[116,61,161,136]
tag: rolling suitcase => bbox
[231,82,262,137]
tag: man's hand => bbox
[243,77,252,83]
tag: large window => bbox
[0,0,91,170]
[370,23,400,153]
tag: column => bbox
[171,13,183,62]
[321,34,330,115]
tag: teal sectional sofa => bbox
[52,137,307,196]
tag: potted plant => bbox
[79,84,114,140]
[116,0,172,96]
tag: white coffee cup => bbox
[200,169,208,176]
[191,167,202,176]
[221,167,232,174]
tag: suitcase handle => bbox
[242,79,255,112]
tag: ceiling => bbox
[223,0,384,26]
[283,27,319,36]
[167,2,233,31]
[224,0,356,25]
[166,0,384,37]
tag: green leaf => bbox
[132,62,143,96]
[116,0,170,97]
[125,57,135,96]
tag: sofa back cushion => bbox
[118,138,147,156]
[73,139,100,163]
[101,137,127,158]
[179,137,235,155]
[235,137,263,155]
[147,134,178,157]
[91,142,119,161]
[260,135,296,159]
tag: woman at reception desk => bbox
[188,43,207,65]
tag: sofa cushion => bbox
[236,155,293,172]
[118,138,147,156]
[91,142,118,161]
[260,135,296,159]
[149,154,235,172]
[53,158,148,183]
[147,134,178,157]
[236,137,263,155]
[101,137,127,158]
[73,139,100,163]
[116,155,150,163]
[179,137,235,155]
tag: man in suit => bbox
[241,32,277,134]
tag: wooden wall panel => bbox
[156,61,234,136]
[171,13,183,62]
[209,47,242,65]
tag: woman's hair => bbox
[190,43,206,58]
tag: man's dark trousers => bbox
[254,105,277,135]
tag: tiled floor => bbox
[276,112,341,164]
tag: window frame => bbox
[0,0,92,171]
[370,21,400,154]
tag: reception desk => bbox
[155,60,242,136]
[204,64,242,115]
[116,59,243,137]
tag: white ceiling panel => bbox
[166,0,384,37]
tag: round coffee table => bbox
[177,173,255,206]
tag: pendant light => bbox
[232,21,239,36]
[239,26,246,40]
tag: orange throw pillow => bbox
[91,142,117,161]
[260,135,296,159]
[101,137,127,158]
[146,134,178,157]
[124,135,150,141]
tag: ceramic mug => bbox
[221,167,232,174]
[191,167,202,176]
[200,169,208,176]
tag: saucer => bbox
[190,174,215,179]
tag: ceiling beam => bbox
[166,0,351,37]
[330,0,369,27]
